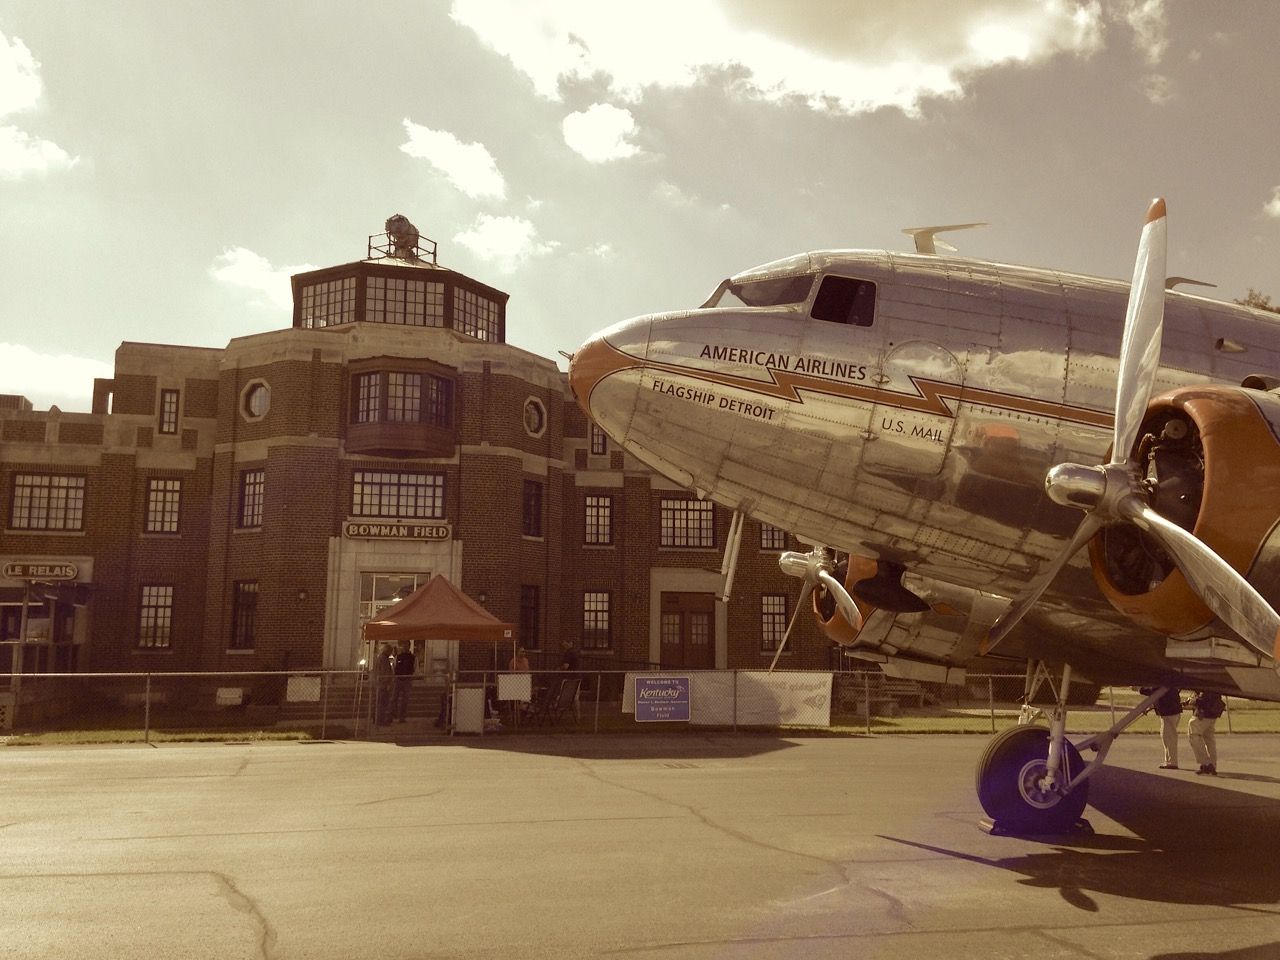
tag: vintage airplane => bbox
[567,198,1280,834]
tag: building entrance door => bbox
[659,592,716,668]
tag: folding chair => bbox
[548,678,581,723]
[530,679,564,725]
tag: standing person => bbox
[372,643,394,726]
[1188,690,1225,775]
[392,641,416,723]
[559,639,582,720]
[508,646,532,720]
[558,639,580,674]
[1141,686,1182,769]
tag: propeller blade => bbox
[983,513,1104,654]
[1110,198,1168,465]
[1118,498,1280,661]
[769,580,813,672]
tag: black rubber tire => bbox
[975,725,1089,834]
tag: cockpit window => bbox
[703,273,815,309]
[811,276,876,326]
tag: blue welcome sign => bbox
[635,676,691,722]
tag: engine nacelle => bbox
[1087,385,1280,637]
[811,555,879,646]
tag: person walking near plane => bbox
[372,643,395,726]
[1188,690,1225,775]
[391,641,416,723]
[1141,686,1183,769]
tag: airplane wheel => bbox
[975,725,1089,834]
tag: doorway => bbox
[659,592,716,668]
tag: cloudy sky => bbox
[1,0,1278,410]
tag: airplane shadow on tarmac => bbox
[397,732,803,761]
[886,766,1280,914]
[1150,948,1280,960]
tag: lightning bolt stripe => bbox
[593,339,1114,429]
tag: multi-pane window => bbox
[760,594,788,652]
[589,422,607,455]
[454,288,500,341]
[300,276,356,327]
[351,371,452,427]
[584,495,612,545]
[352,472,444,518]
[9,474,85,531]
[355,373,381,423]
[660,498,715,548]
[582,591,611,650]
[421,375,452,426]
[366,276,444,326]
[386,373,421,422]
[138,585,173,649]
[145,478,181,533]
[519,585,541,651]
[158,389,180,434]
[760,522,787,551]
[522,480,543,538]
[230,581,258,650]
[238,469,264,528]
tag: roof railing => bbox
[367,231,438,264]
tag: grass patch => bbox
[1,726,340,747]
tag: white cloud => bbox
[450,0,1110,116]
[454,214,557,270]
[1265,186,1280,220]
[653,181,698,206]
[0,29,78,178]
[400,119,506,200]
[1141,72,1172,105]
[562,103,639,162]
[210,247,315,311]
[0,31,42,116]
[1116,0,1168,64]
[0,343,111,411]
[0,124,77,179]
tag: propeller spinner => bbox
[985,199,1280,660]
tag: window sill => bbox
[4,528,86,536]
[225,648,256,655]
[132,647,173,654]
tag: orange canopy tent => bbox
[362,574,516,646]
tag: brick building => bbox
[0,226,826,682]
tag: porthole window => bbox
[241,381,271,421]
[523,398,546,438]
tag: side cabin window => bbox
[811,276,876,326]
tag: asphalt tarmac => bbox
[4,732,1280,959]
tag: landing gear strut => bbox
[975,661,1169,835]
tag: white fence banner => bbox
[623,671,832,727]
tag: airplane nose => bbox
[567,334,609,417]
[568,316,651,420]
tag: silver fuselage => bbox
[571,250,1280,689]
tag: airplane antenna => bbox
[901,222,987,255]
[1165,277,1216,291]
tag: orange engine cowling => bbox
[811,555,879,645]
[1087,385,1280,636]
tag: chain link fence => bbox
[2,669,1276,741]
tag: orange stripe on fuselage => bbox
[606,343,1114,429]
